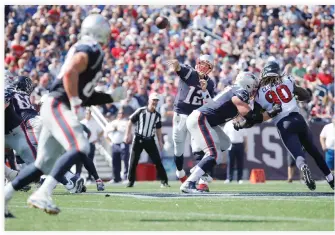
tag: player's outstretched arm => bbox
[293,84,311,102]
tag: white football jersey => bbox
[255,75,299,124]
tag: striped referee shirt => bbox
[129,107,162,138]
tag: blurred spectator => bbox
[160,95,174,124]
[4,5,334,125]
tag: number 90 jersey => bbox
[255,75,299,124]
[174,64,215,115]
[49,39,104,107]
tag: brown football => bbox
[155,16,169,29]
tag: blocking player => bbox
[166,55,215,191]
[5,13,125,216]
[11,76,90,193]
[181,72,282,193]
[236,61,334,190]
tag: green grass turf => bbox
[5,181,334,231]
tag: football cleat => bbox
[96,179,105,191]
[126,181,134,188]
[301,164,316,191]
[327,178,334,190]
[19,185,32,192]
[160,182,171,188]
[180,181,202,194]
[27,193,60,215]
[179,175,187,183]
[197,183,209,192]
[5,211,15,218]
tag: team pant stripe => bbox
[51,99,79,151]
[26,119,39,146]
[198,113,217,159]
[19,122,37,159]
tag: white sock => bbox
[38,176,58,196]
[176,169,185,178]
[4,183,15,201]
[325,173,334,182]
[5,166,18,181]
[187,166,205,182]
[198,178,208,185]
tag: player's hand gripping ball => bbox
[155,16,169,29]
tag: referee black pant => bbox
[128,135,168,183]
[227,143,244,181]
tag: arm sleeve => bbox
[176,64,193,82]
[83,91,114,106]
[156,113,162,129]
[129,108,142,124]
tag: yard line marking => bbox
[10,205,333,223]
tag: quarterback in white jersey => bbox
[238,61,334,191]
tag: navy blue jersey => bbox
[5,87,23,134]
[174,64,215,115]
[12,91,38,122]
[197,85,250,127]
[49,39,104,107]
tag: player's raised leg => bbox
[181,111,220,193]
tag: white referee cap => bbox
[149,92,160,100]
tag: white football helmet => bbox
[195,54,214,76]
[80,14,110,46]
[234,72,259,96]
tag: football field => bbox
[5,181,334,231]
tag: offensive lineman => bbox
[181,72,282,193]
[12,76,92,193]
[166,55,215,191]
[5,13,125,216]
[235,61,334,190]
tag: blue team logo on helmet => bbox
[261,61,281,79]
[15,76,34,95]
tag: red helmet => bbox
[195,54,214,76]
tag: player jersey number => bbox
[265,84,292,104]
[184,86,202,105]
[82,71,103,97]
[14,93,35,110]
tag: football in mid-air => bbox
[155,16,169,29]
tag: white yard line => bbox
[10,204,333,224]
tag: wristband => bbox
[69,97,82,107]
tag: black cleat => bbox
[5,211,15,218]
[19,185,32,192]
[160,182,170,188]
[301,164,316,191]
[126,181,134,188]
[328,179,334,190]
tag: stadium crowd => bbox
[5,5,334,125]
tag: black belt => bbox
[135,134,155,140]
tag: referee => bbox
[124,93,169,188]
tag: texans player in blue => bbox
[180,72,282,193]
[166,55,215,191]
[5,13,125,215]
[235,61,334,191]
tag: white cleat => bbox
[224,179,231,184]
[180,181,203,194]
[238,180,243,184]
[65,176,85,194]
[27,193,60,215]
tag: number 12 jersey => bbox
[255,75,299,124]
